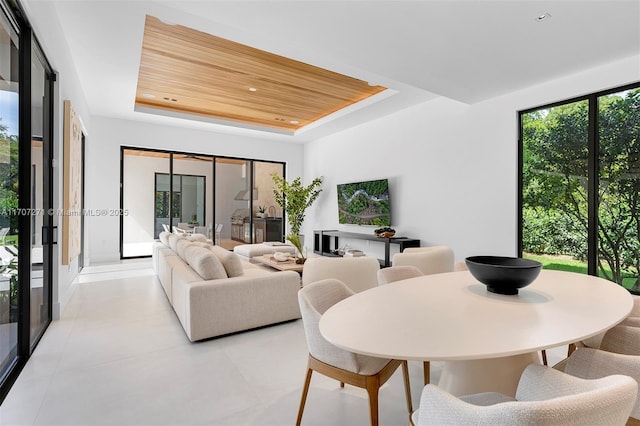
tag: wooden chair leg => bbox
[541,350,548,366]
[423,361,430,385]
[365,376,381,426]
[296,367,313,426]
[402,360,413,414]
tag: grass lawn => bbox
[523,252,637,291]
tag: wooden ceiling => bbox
[135,15,386,133]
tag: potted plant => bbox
[271,174,323,263]
[257,205,267,218]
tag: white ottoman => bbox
[233,242,297,259]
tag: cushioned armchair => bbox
[413,363,637,426]
[301,256,380,293]
[376,265,423,285]
[563,347,640,424]
[297,279,413,426]
[570,295,640,354]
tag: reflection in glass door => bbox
[0,8,20,388]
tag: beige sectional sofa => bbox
[153,231,301,341]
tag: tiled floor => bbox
[0,261,568,425]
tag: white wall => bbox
[24,1,93,319]
[303,55,640,263]
[86,117,304,262]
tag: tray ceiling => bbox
[135,15,387,134]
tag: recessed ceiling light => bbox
[536,12,552,22]
[249,87,257,92]
[290,120,299,125]
[142,93,156,99]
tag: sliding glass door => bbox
[215,158,250,249]
[0,0,54,402]
[0,7,20,391]
[172,154,212,238]
[213,158,285,250]
[122,149,285,257]
[29,42,53,346]
[122,149,216,257]
[520,83,640,294]
[122,149,170,257]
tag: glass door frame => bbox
[518,81,640,294]
[0,0,55,403]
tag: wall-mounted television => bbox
[337,178,391,226]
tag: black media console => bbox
[313,230,421,267]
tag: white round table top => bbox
[319,270,633,361]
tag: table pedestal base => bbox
[438,352,542,397]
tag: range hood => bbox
[233,188,259,201]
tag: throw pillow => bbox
[209,245,244,277]
[159,231,170,246]
[184,246,228,280]
[188,233,207,243]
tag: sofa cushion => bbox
[168,233,186,251]
[188,233,207,243]
[184,246,228,280]
[191,241,213,249]
[209,245,244,278]
[175,238,194,262]
[159,231,171,246]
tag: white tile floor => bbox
[0,261,568,425]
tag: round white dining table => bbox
[319,269,633,396]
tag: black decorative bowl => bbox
[465,256,542,295]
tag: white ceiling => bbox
[24,0,640,142]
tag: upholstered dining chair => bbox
[412,363,637,426]
[301,256,380,293]
[376,265,431,386]
[562,347,640,425]
[392,245,454,275]
[297,279,413,426]
[598,324,640,356]
[568,295,640,356]
[376,265,423,285]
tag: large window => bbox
[520,83,640,295]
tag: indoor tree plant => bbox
[271,174,323,263]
